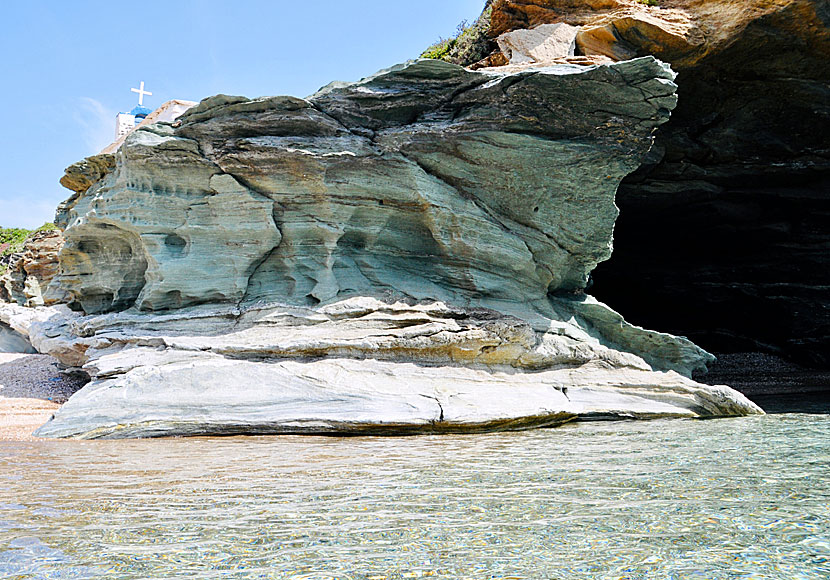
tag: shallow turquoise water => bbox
[1,412,828,579]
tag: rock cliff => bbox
[0,229,65,308]
[454,0,830,383]
[15,58,760,438]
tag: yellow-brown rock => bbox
[489,1,623,38]
[58,154,115,196]
[487,0,829,71]
[0,230,65,307]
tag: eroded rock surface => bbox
[55,58,677,314]
[25,57,761,438]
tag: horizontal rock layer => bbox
[26,299,761,439]
[28,57,762,438]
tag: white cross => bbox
[131,81,152,106]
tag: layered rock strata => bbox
[0,229,65,308]
[471,0,830,377]
[24,58,760,438]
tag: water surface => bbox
[1,412,828,579]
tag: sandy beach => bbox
[0,353,87,441]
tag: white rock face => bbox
[497,23,580,64]
[16,57,763,439]
[35,355,751,439]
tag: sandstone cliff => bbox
[0,229,65,308]
[8,58,761,438]
[450,0,829,378]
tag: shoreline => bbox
[696,352,830,396]
[0,353,87,441]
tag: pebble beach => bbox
[0,353,87,441]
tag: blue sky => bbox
[0,0,485,229]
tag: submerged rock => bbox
[24,57,760,439]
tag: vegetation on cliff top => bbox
[0,223,58,273]
[420,0,663,66]
[0,227,30,258]
[420,1,494,66]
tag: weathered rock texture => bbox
[0,230,65,308]
[22,58,761,438]
[471,0,830,379]
[55,58,679,315]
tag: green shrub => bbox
[0,227,30,258]
[420,3,495,67]
[33,222,59,234]
[422,38,456,61]
[0,223,59,261]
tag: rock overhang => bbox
[21,56,764,439]
[56,56,679,316]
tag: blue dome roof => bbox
[130,105,152,117]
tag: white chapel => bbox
[104,81,197,154]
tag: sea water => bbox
[1,402,828,579]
